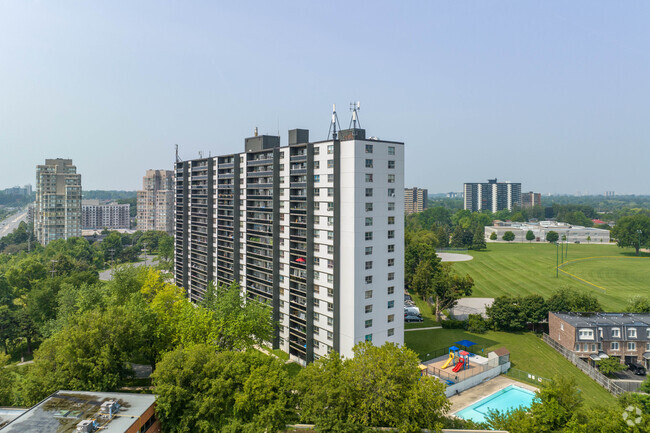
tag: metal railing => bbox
[542,333,626,396]
[506,367,550,387]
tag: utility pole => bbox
[637,229,642,256]
[566,231,569,261]
[556,242,559,278]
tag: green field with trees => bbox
[451,243,649,311]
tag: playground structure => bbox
[421,340,511,397]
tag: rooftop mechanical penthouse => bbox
[174,123,404,364]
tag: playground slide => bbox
[441,353,454,369]
[452,358,465,372]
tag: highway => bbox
[0,208,28,238]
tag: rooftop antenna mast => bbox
[175,144,182,163]
[327,104,341,140]
[349,101,361,129]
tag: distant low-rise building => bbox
[549,312,650,369]
[82,200,130,230]
[484,221,610,243]
[1,390,160,433]
[404,187,428,214]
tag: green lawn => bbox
[405,328,616,409]
[450,243,650,311]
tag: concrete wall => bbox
[444,363,511,397]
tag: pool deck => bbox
[448,376,539,415]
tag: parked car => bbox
[404,313,423,323]
[404,306,420,316]
[626,362,646,376]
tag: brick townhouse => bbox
[549,312,650,368]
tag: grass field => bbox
[450,243,650,311]
[404,328,616,409]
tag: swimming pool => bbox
[455,385,536,423]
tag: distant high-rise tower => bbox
[137,170,174,234]
[520,191,541,208]
[404,187,428,214]
[463,179,521,212]
[35,158,82,245]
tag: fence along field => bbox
[450,243,650,311]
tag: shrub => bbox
[466,314,487,334]
[441,319,467,329]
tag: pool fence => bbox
[506,368,550,387]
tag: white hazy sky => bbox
[1,1,649,194]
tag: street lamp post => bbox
[566,231,569,261]
[556,242,559,278]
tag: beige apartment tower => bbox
[137,169,174,234]
[404,187,428,214]
[35,158,82,245]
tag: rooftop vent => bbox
[76,419,98,433]
[99,400,120,418]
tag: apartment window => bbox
[387,300,394,309]
[365,217,373,226]
[328,245,334,254]
[313,299,320,308]
[388,160,395,169]
[365,289,373,299]
[313,146,320,155]
[365,203,373,212]
[314,175,320,183]
[388,328,395,337]
[598,327,603,338]
[365,319,372,329]
[388,314,394,323]
[314,161,320,169]
[388,244,395,253]
[365,231,373,241]
[327,302,333,312]
[388,216,395,225]
[365,159,373,168]
[327,160,334,168]
[314,230,320,238]
[328,260,333,269]
[365,305,373,313]
[388,272,395,281]
[388,230,395,239]
[388,258,394,267]
[314,202,320,210]
[574,343,580,351]
[628,342,636,351]
[628,328,637,338]
[388,174,395,183]
[365,276,372,284]
[612,328,621,338]
[365,334,372,342]
[314,188,320,196]
[365,144,373,153]
[388,146,395,155]
[327,216,334,226]
[328,188,334,197]
[327,274,334,283]
[365,246,373,255]
[328,174,334,182]
[327,144,334,154]
[647,343,650,351]
[328,288,334,297]
[314,271,320,280]
[578,329,594,340]
[611,342,620,350]
[388,188,395,197]
[388,202,395,211]
[365,261,373,270]
[314,216,320,224]
[327,231,334,240]
[387,286,394,295]
[327,331,333,340]
[365,188,373,197]
[365,173,373,182]
[327,202,334,211]
[314,257,320,266]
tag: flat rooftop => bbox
[1,391,156,433]
[553,312,650,328]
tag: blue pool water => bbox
[455,385,536,423]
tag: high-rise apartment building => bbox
[175,126,405,364]
[82,200,131,230]
[35,158,82,245]
[463,179,521,212]
[404,187,428,214]
[520,191,541,208]
[137,170,174,234]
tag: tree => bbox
[471,225,487,250]
[502,231,515,242]
[526,230,535,242]
[431,264,473,321]
[486,296,526,331]
[596,357,627,377]
[586,235,591,244]
[546,231,559,243]
[625,296,650,313]
[520,294,548,324]
[296,342,450,433]
[153,345,294,433]
[450,225,466,248]
[404,230,439,286]
[611,214,650,255]
[547,288,602,312]
[489,232,497,241]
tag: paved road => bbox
[0,208,28,238]
[99,254,158,281]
